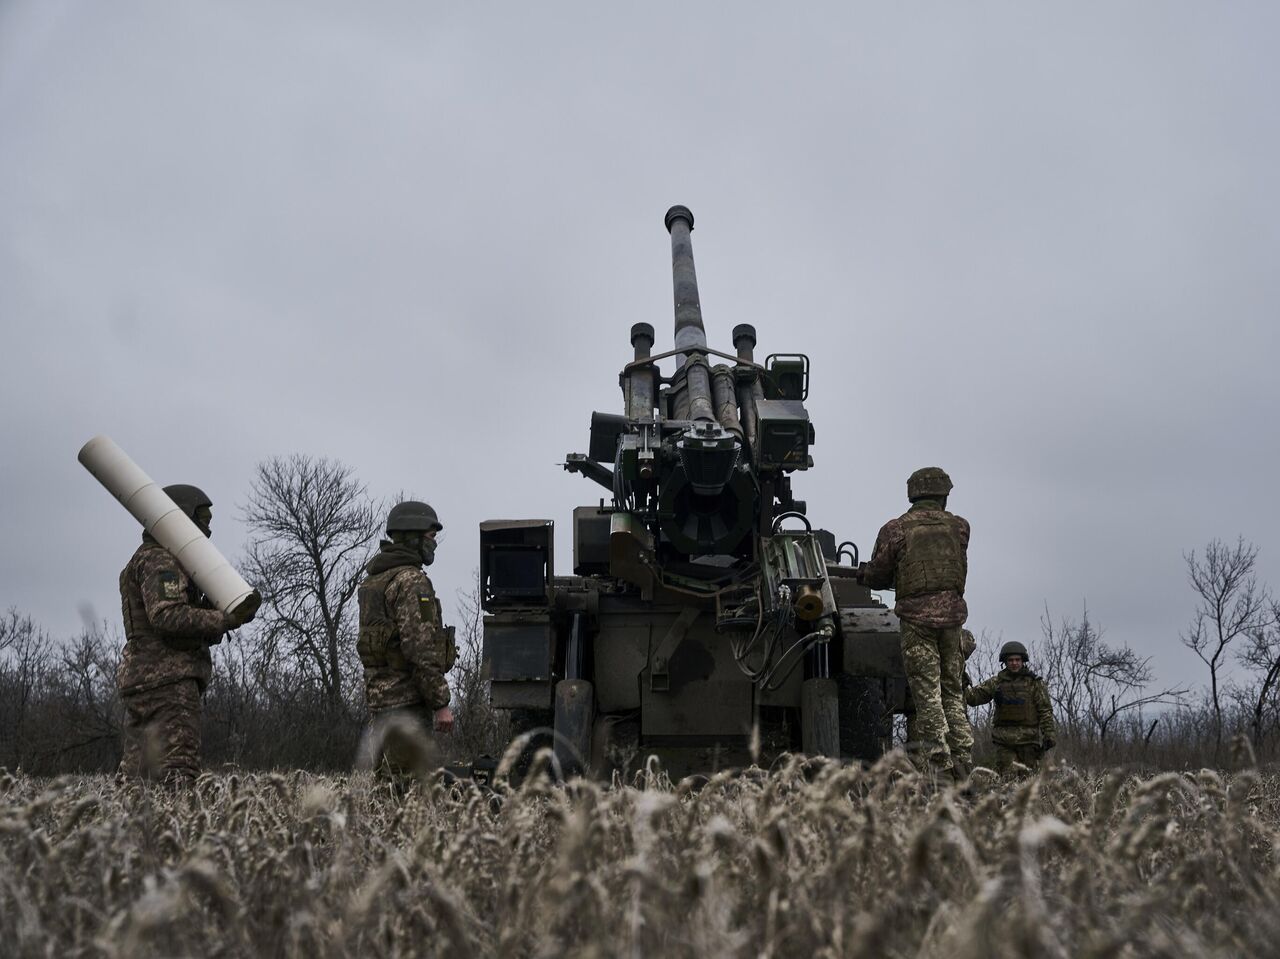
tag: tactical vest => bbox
[993,674,1039,726]
[895,511,966,600]
[120,556,154,645]
[357,567,415,671]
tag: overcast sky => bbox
[2,2,1277,694]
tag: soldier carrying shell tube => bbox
[117,484,255,785]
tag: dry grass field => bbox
[2,752,1279,958]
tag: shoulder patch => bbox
[158,570,183,600]
[418,591,438,621]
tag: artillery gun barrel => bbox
[665,205,717,424]
[665,205,707,369]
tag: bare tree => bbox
[0,607,41,657]
[0,609,54,765]
[1238,598,1280,748]
[1040,604,1186,744]
[1181,538,1270,752]
[44,624,122,763]
[967,628,1000,688]
[241,455,382,709]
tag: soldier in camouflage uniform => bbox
[118,485,254,785]
[358,501,458,778]
[966,640,1056,772]
[858,467,972,776]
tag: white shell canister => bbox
[78,434,259,616]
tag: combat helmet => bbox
[386,500,442,534]
[163,484,212,520]
[999,640,1029,664]
[907,467,953,502]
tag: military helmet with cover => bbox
[386,500,442,534]
[163,484,212,520]
[999,640,1029,664]
[907,467,953,502]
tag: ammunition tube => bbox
[78,435,259,616]
[665,205,706,368]
[711,365,743,438]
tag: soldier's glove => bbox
[1042,738,1056,752]
[225,592,262,631]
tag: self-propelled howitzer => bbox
[480,206,907,776]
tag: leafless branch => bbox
[239,455,382,710]
[1181,537,1270,753]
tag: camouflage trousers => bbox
[118,679,203,785]
[993,741,1044,773]
[367,706,441,782]
[900,620,973,770]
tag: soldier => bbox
[965,641,1057,772]
[118,484,253,785]
[857,467,972,776]
[357,501,458,778]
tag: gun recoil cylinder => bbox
[625,323,656,419]
[683,360,717,424]
[712,365,743,438]
[630,322,654,360]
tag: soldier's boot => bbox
[922,764,955,798]
[948,753,977,798]
[917,744,955,792]
[904,741,946,774]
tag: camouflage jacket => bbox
[965,668,1057,746]
[118,538,229,695]
[357,542,456,713]
[860,499,970,628]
